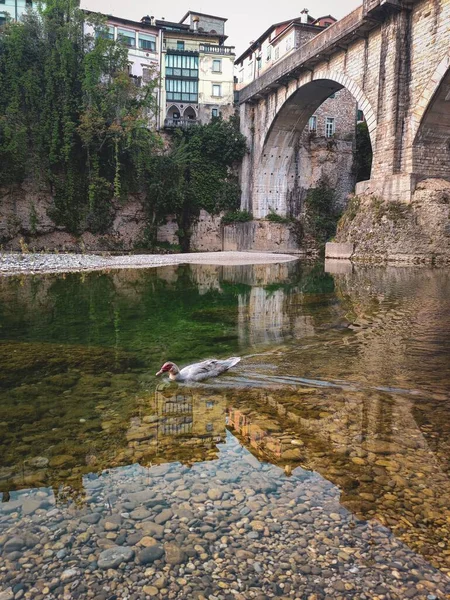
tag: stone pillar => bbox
[239,103,254,213]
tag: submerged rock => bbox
[98,546,135,569]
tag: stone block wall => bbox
[222,221,301,254]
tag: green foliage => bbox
[143,117,247,251]
[221,210,252,225]
[353,122,372,183]
[0,1,159,234]
[304,178,339,245]
[337,195,360,233]
[266,210,292,224]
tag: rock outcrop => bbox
[333,179,450,263]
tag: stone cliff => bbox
[0,184,223,253]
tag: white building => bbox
[235,10,336,91]
[0,0,35,25]
[158,11,235,128]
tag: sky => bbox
[81,0,362,56]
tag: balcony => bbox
[164,118,198,129]
[163,40,200,54]
[199,44,235,55]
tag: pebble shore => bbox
[0,252,298,276]
[1,434,449,600]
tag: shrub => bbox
[222,210,252,225]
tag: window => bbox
[212,108,219,118]
[238,69,243,83]
[177,40,185,50]
[212,59,221,73]
[95,25,114,40]
[325,117,335,137]
[206,400,215,408]
[212,84,221,97]
[166,79,198,102]
[206,423,214,432]
[274,46,279,60]
[286,37,292,51]
[0,1,5,5]
[357,109,364,122]
[247,62,253,80]
[118,28,135,48]
[165,53,199,78]
[0,14,5,26]
[309,116,317,132]
[138,33,156,51]
[142,67,153,83]
[266,45,272,61]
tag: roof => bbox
[235,16,328,65]
[179,11,228,23]
[156,19,190,31]
[83,10,161,31]
[312,15,337,22]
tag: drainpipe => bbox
[158,28,163,130]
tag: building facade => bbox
[83,14,163,127]
[235,9,336,91]
[0,0,34,25]
[158,11,235,128]
[84,10,235,130]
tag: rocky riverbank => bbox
[333,179,450,264]
[0,252,298,276]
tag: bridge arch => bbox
[252,72,376,219]
[411,53,450,181]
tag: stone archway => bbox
[411,53,450,181]
[251,73,376,218]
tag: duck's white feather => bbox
[177,357,241,382]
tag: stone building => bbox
[235,9,336,91]
[158,11,235,128]
[84,10,235,130]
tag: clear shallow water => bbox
[0,262,450,599]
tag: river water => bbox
[0,261,450,599]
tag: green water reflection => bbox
[1,262,450,596]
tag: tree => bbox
[143,117,247,252]
[0,0,160,233]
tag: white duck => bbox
[156,357,241,382]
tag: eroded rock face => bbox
[335,179,450,264]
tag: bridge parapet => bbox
[238,0,416,105]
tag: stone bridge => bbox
[238,0,450,217]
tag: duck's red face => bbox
[156,362,173,376]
